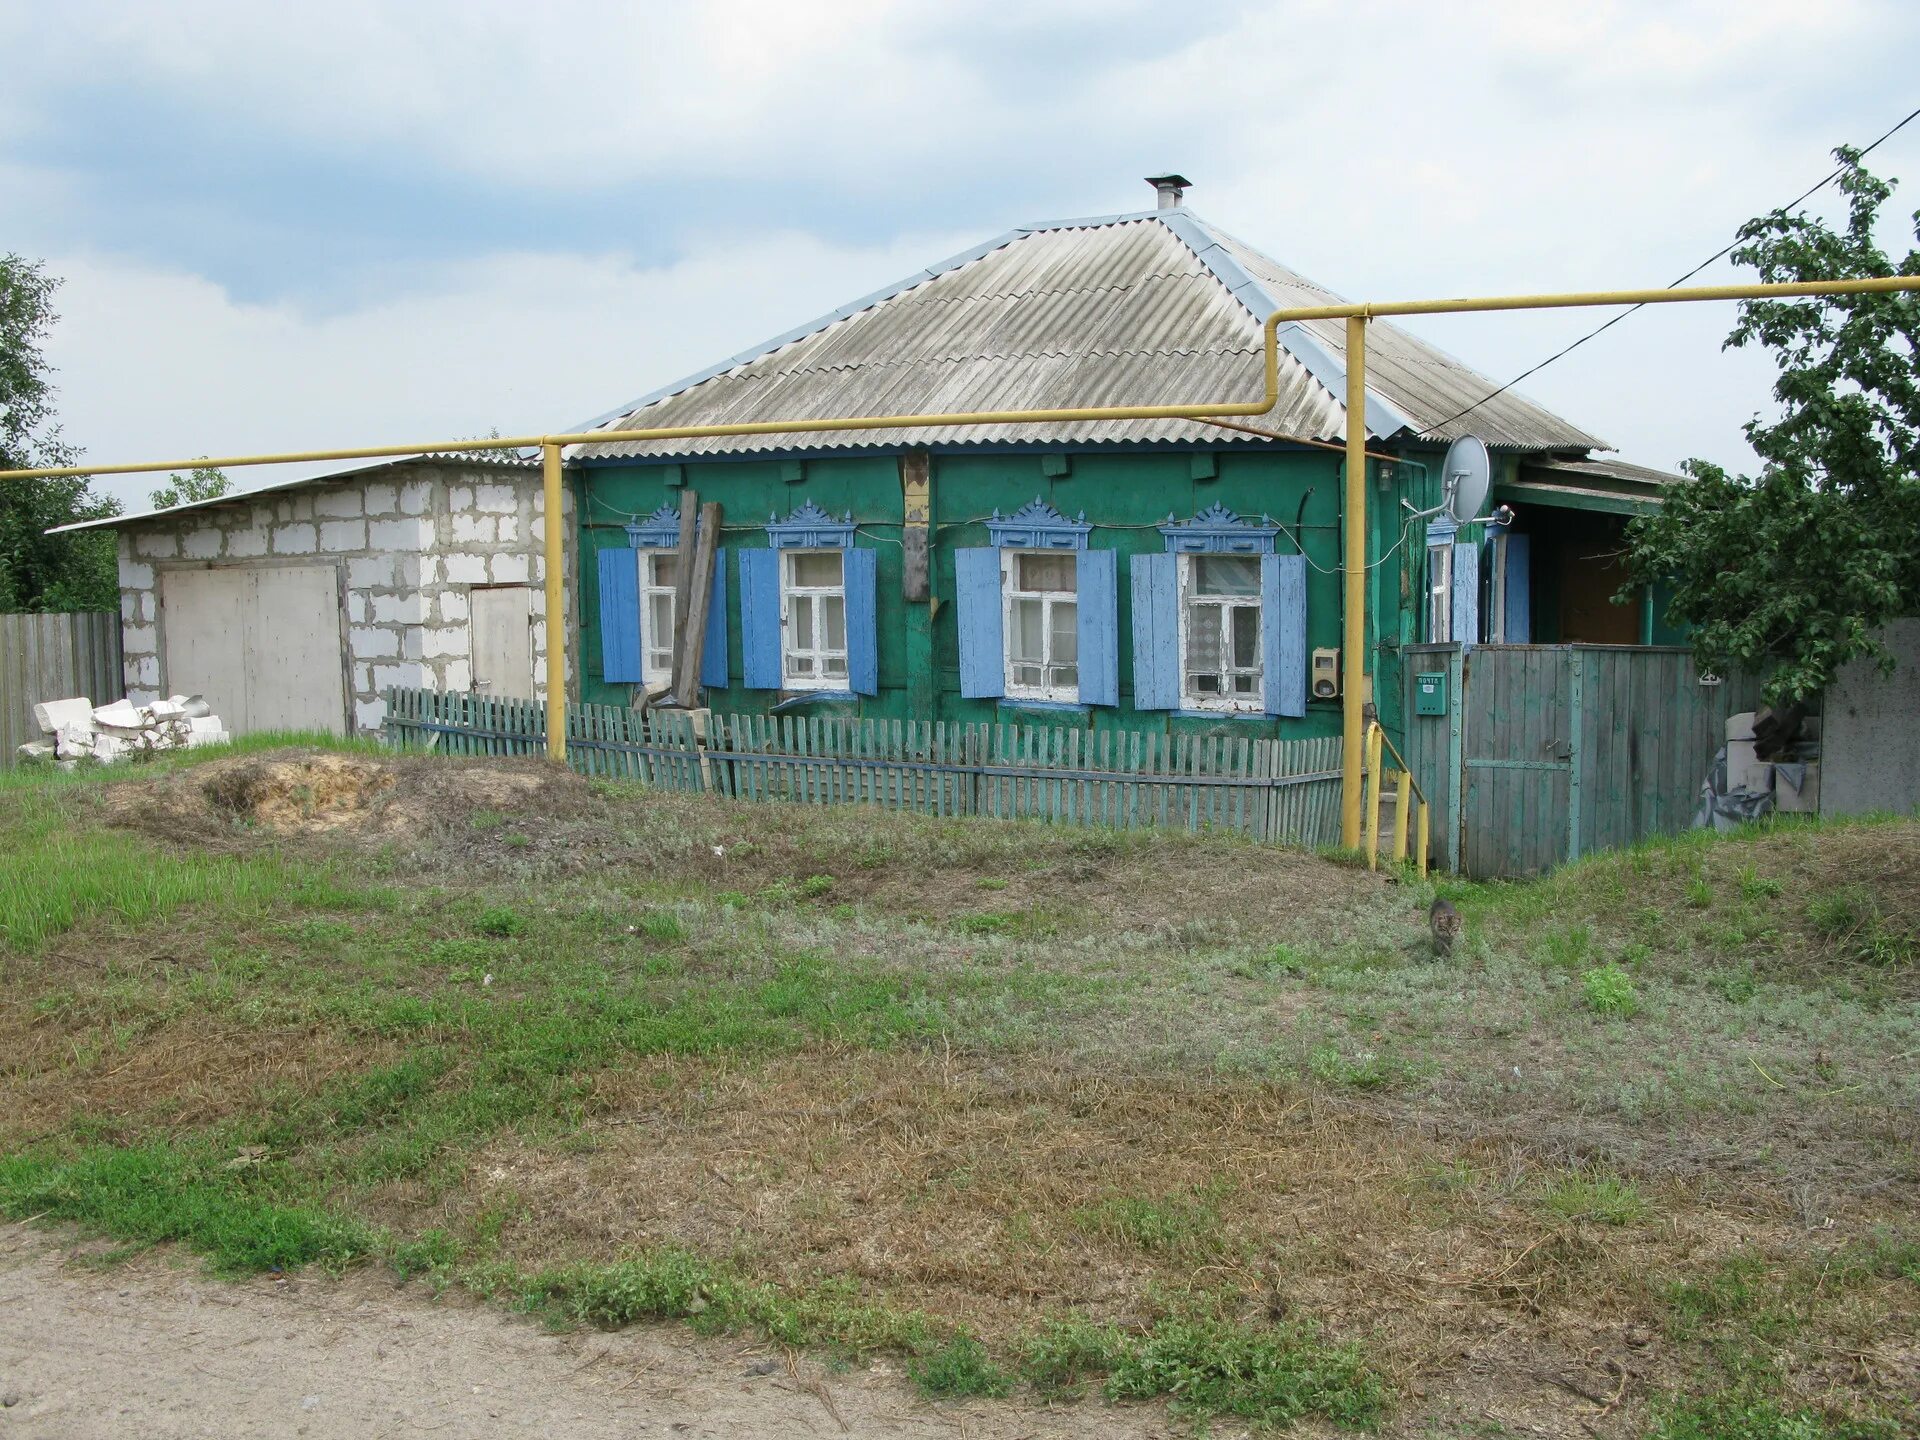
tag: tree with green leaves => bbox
[0,254,120,612]
[1625,148,1920,702]
[150,464,233,512]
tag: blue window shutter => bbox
[1262,553,1307,717]
[954,547,1004,699]
[1077,548,1118,707]
[1501,533,1531,643]
[701,550,729,688]
[739,548,782,689]
[1129,552,1179,711]
[1452,539,1482,646]
[845,547,879,696]
[598,545,642,683]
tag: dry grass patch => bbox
[367,1045,1919,1424]
[0,1007,405,1149]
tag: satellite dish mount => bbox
[1402,434,1505,526]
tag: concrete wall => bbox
[1822,618,1920,818]
[115,460,575,734]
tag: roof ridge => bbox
[1156,211,1417,440]
[713,344,1261,383]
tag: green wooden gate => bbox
[1400,645,1766,877]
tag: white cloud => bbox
[42,228,970,508]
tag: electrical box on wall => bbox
[1415,671,1449,716]
[1311,648,1339,700]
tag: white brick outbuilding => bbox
[66,456,575,737]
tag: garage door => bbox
[160,565,347,735]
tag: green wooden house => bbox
[571,178,1673,756]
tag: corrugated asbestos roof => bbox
[576,206,1609,461]
[1520,456,1683,488]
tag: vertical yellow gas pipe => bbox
[1340,316,1369,848]
[542,441,567,763]
[1392,770,1411,862]
[1363,723,1383,868]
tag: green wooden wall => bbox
[575,446,1403,741]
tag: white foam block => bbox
[91,700,147,730]
[33,697,94,734]
[1726,740,1773,793]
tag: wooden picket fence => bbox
[382,686,1344,846]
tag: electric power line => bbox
[1419,102,1920,437]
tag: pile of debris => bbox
[17,694,230,768]
[1699,706,1821,829]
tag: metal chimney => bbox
[1145,174,1191,210]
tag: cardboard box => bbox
[1726,711,1757,743]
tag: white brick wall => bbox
[442,553,488,585]
[320,519,368,551]
[112,460,574,736]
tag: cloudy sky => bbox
[4,0,1917,508]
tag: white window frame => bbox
[1000,548,1079,703]
[1428,543,1453,644]
[1177,554,1264,713]
[779,548,848,691]
[636,549,679,680]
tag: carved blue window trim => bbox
[985,497,1091,551]
[764,499,856,550]
[624,503,684,549]
[1158,502,1280,555]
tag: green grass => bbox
[1538,1171,1650,1226]
[908,1334,1014,1398]
[1071,1188,1226,1257]
[1103,1314,1386,1429]
[1648,1392,1897,1440]
[1581,963,1640,1017]
[0,1142,372,1274]
[1015,1317,1128,1396]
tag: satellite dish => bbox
[1443,435,1492,524]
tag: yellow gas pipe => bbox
[1343,315,1369,848]
[4,271,1916,800]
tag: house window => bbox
[1002,550,1078,701]
[1180,554,1263,710]
[1428,543,1453,643]
[781,549,847,688]
[637,550,679,678]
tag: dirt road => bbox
[0,1225,1175,1439]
